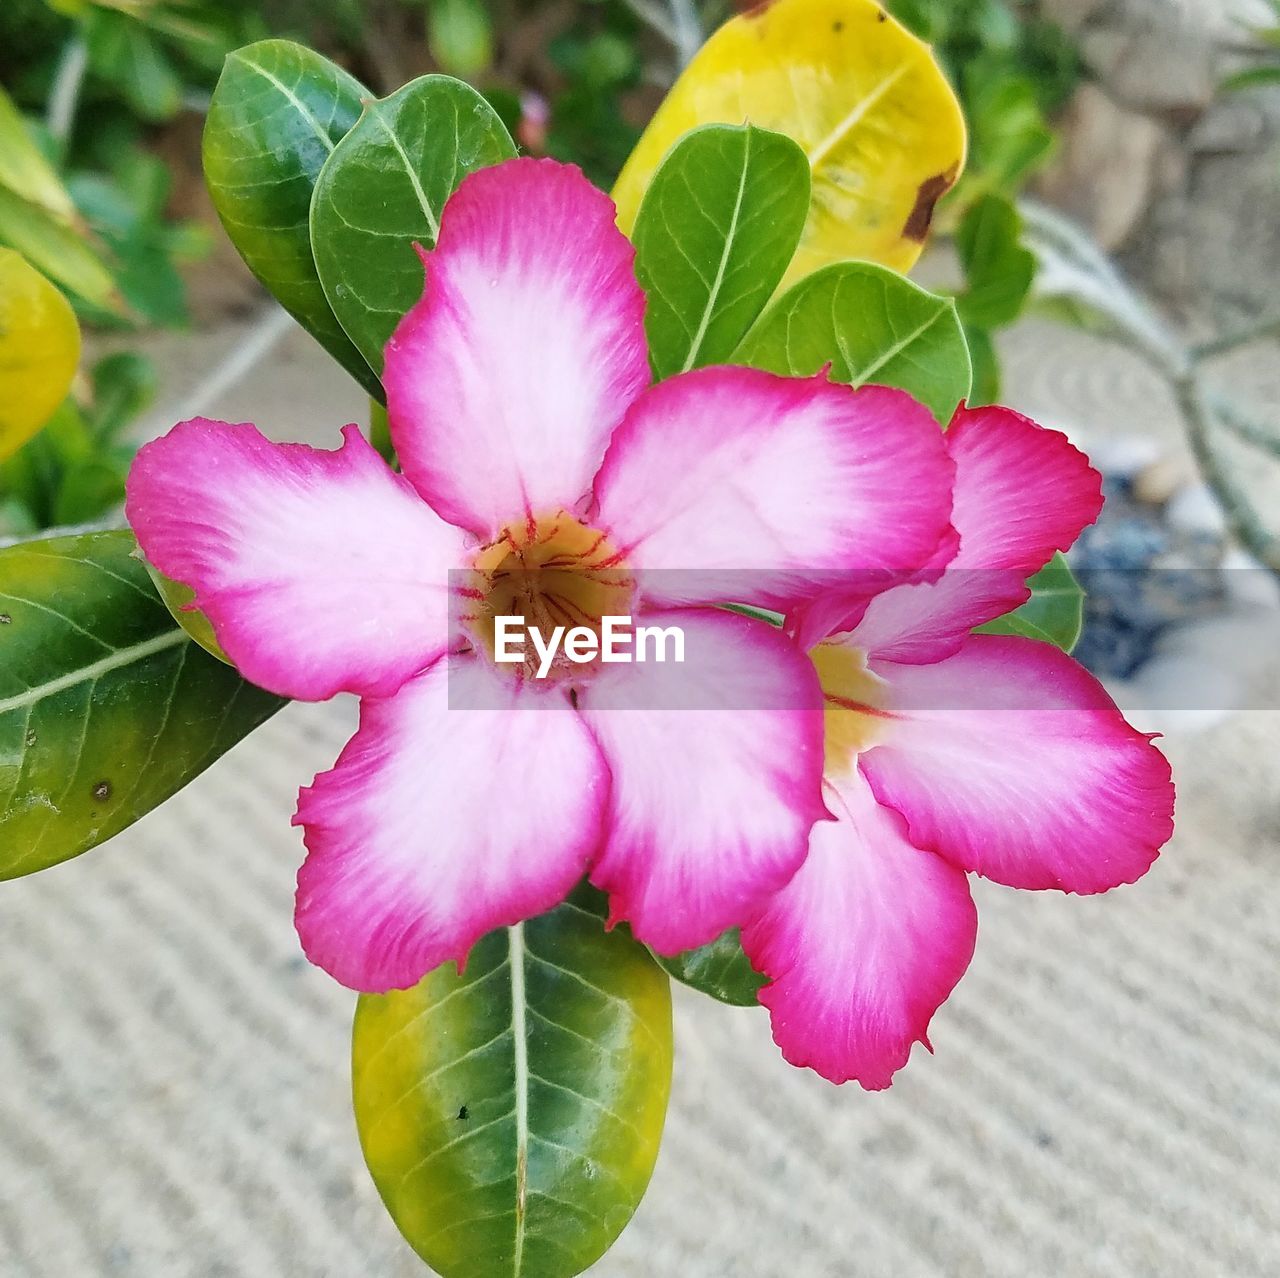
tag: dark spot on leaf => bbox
[902,166,958,243]
[877,7,888,20]
[0,613,10,624]
[92,781,112,802]
[833,20,844,31]
[457,1105,469,1120]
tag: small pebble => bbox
[1166,482,1228,538]
[1132,457,1191,506]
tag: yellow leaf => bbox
[0,249,81,463]
[613,0,966,285]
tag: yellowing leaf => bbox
[613,0,966,285]
[0,84,77,225]
[0,249,81,462]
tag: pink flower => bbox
[739,405,1176,1089]
[124,157,958,992]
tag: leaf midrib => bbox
[508,922,529,1277]
[681,132,754,373]
[0,629,187,716]
[806,64,910,173]
[369,101,442,239]
[847,303,946,387]
[232,52,337,154]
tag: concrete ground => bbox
[1,310,1278,1277]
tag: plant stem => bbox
[1173,374,1280,577]
[1210,394,1280,461]
[46,34,88,156]
[618,0,681,49]
[667,0,704,67]
[1192,313,1280,361]
[620,0,703,66]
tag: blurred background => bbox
[2,1,1279,1275]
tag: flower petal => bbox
[861,635,1175,893]
[794,402,1102,658]
[575,607,826,953]
[294,654,609,991]
[946,403,1103,574]
[126,419,465,701]
[591,370,956,612]
[822,568,1031,664]
[383,157,650,537]
[742,767,977,1090]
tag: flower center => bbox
[810,642,892,769]
[464,511,634,679]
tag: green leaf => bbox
[0,185,122,313]
[52,458,126,525]
[962,321,1001,406]
[428,0,494,78]
[0,83,77,223]
[354,887,672,1278]
[979,552,1084,651]
[966,71,1057,193]
[654,928,764,1007]
[736,261,972,425]
[311,75,516,374]
[202,40,381,398]
[85,8,184,122]
[0,531,284,879]
[68,154,198,328]
[632,124,810,381]
[89,351,157,444]
[956,193,1035,330]
[141,560,231,664]
[1221,65,1280,93]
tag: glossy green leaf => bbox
[354,887,672,1278]
[654,928,765,1007]
[202,40,380,397]
[979,552,1084,652]
[311,75,516,373]
[632,124,809,381]
[956,193,1034,330]
[737,261,972,425]
[0,531,284,879]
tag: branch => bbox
[1173,375,1280,578]
[618,0,681,48]
[1210,394,1280,461]
[619,0,703,67]
[1191,313,1280,361]
[667,0,705,68]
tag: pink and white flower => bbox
[740,405,1176,1090]
[125,157,958,992]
